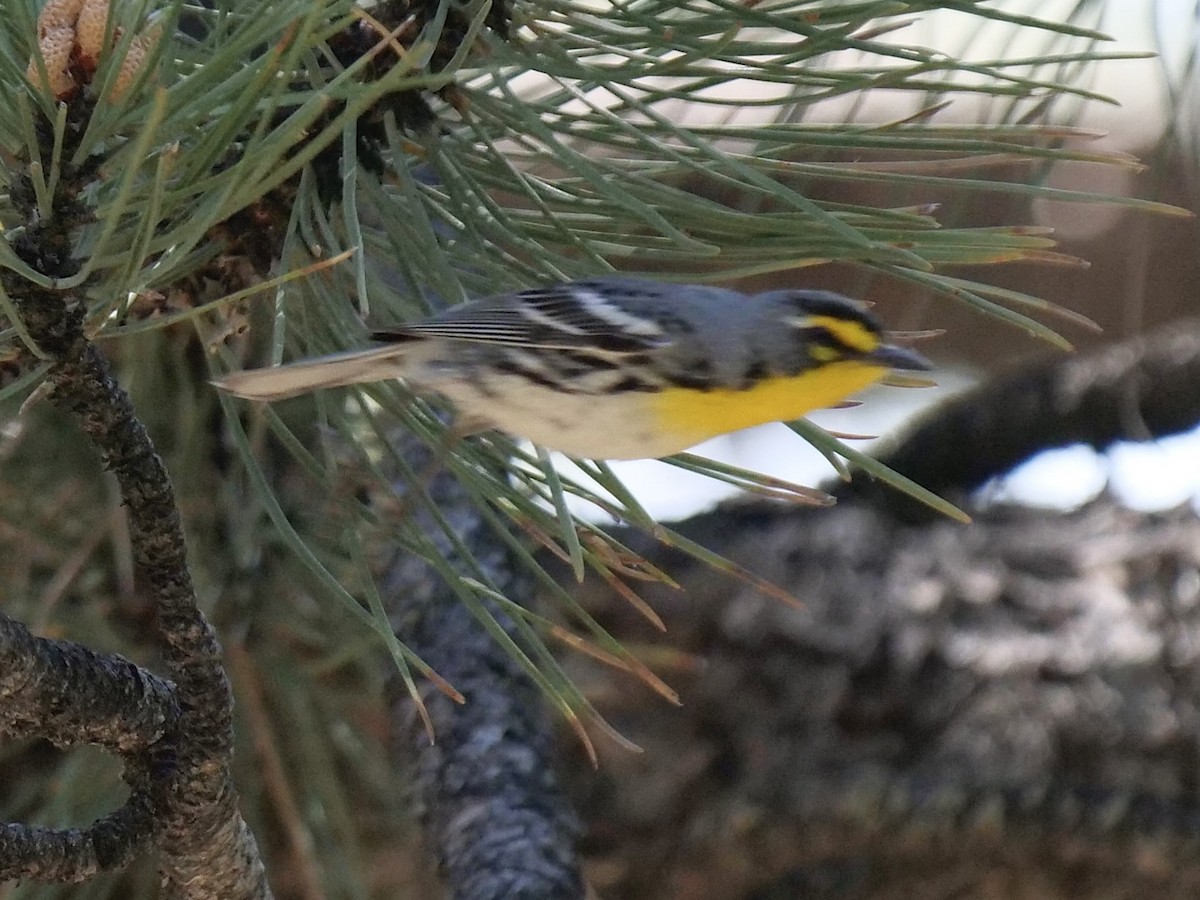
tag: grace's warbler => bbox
[215,277,930,459]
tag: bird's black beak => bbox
[867,344,932,371]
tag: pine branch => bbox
[0,614,170,882]
[0,613,176,754]
[5,314,271,897]
[1,80,270,895]
[43,337,269,899]
[379,439,584,900]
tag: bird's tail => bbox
[213,344,409,401]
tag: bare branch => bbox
[2,90,270,894]
[0,613,176,751]
[379,446,584,900]
[0,615,172,883]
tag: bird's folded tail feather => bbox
[213,345,409,401]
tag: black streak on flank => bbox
[664,372,712,391]
[559,351,622,374]
[490,357,584,394]
[606,375,657,394]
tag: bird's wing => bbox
[371,282,673,355]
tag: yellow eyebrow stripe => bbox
[805,315,879,353]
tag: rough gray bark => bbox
[379,446,584,900]
[0,615,173,881]
[567,497,1200,900]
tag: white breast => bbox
[424,370,681,460]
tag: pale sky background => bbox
[561,0,1200,522]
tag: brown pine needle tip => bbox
[597,570,665,632]
[743,475,834,506]
[562,709,600,768]
[551,626,625,668]
[294,246,356,272]
[624,659,680,706]
[581,532,681,588]
[511,513,594,579]
[550,626,680,705]
[417,664,465,706]
[517,516,575,566]
[655,525,804,610]
[412,693,436,745]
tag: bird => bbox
[214,277,931,460]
